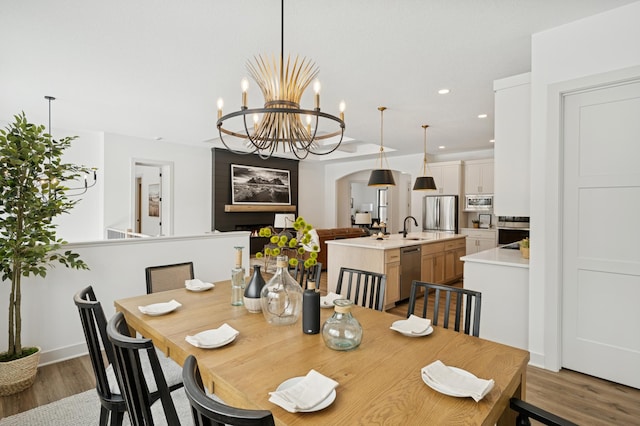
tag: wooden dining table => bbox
[114,281,529,425]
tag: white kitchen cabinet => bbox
[464,159,494,195]
[460,228,497,255]
[493,73,530,216]
[428,161,462,196]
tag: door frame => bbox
[130,158,174,237]
[543,65,640,371]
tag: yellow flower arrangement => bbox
[255,217,320,271]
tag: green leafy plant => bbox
[255,217,319,271]
[0,113,90,361]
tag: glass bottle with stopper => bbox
[231,246,245,306]
[322,299,362,350]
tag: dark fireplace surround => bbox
[211,148,299,253]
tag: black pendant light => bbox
[413,124,437,191]
[368,107,396,187]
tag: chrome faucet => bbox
[402,216,418,238]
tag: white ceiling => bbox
[1,0,636,162]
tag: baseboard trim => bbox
[38,343,88,367]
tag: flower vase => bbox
[260,256,303,325]
[244,265,266,313]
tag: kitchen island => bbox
[461,245,529,350]
[326,232,466,310]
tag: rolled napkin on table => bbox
[390,314,432,334]
[421,360,494,402]
[138,299,182,315]
[185,323,239,348]
[269,369,339,413]
[185,278,215,291]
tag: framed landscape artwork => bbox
[231,164,291,205]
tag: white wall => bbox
[0,233,250,365]
[530,1,640,369]
[51,128,104,242]
[104,133,212,237]
[298,161,327,228]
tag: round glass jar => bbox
[260,256,302,325]
[322,299,362,350]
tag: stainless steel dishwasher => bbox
[400,246,421,301]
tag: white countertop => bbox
[461,246,529,268]
[325,232,465,250]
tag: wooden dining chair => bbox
[106,311,187,426]
[289,262,322,289]
[182,355,275,426]
[336,267,387,311]
[145,261,194,294]
[407,281,482,337]
[73,286,183,426]
[510,398,578,426]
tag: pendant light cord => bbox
[378,106,387,168]
[422,124,429,175]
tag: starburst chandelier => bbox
[216,0,345,159]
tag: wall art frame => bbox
[231,164,291,205]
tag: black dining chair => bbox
[145,261,194,294]
[106,311,187,426]
[407,281,482,337]
[510,398,579,426]
[73,286,184,426]
[182,355,275,426]
[289,262,322,289]
[335,267,387,311]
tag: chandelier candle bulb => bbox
[313,80,321,109]
[241,78,249,108]
[217,98,223,119]
[340,101,345,121]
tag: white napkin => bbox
[185,323,239,348]
[421,360,494,402]
[390,315,432,334]
[138,299,182,315]
[320,292,341,308]
[185,278,215,291]
[268,370,339,413]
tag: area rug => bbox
[0,388,193,426]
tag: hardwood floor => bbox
[2,277,639,424]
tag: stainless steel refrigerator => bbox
[422,195,458,233]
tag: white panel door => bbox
[562,79,640,388]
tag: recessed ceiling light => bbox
[438,89,450,95]
[438,145,445,150]
[477,114,488,119]
[490,139,495,143]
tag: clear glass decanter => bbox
[260,255,303,325]
[322,299,362,350]
[231,246,245,306]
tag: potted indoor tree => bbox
[0,112,90,395]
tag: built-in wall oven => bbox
[497,216,530,245]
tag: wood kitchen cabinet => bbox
[444,238,466,282]
[421,242,444,283]
[421,239,464,284]
[384,249,400,308]
[464,159,494,195]
[461,228,497,255]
